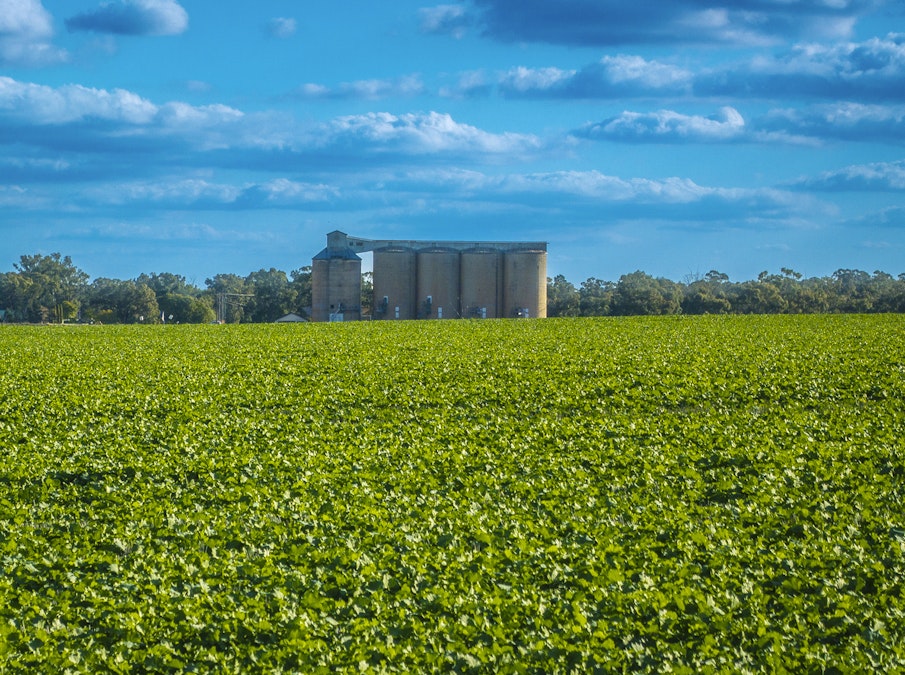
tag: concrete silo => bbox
[373,246,417,320]
[416,248,460,319]
[503,249,547,318]
[311,231,362,322]
[309,231,548,322]
[460,248,502,319]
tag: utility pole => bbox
[216,293,254,323]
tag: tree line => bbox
[0,253,323,324]
[1,254,904,323]
[547,268,905,317]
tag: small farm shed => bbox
[275,313,306,323]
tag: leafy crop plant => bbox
[0,315,903,672]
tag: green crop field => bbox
[1,315,903,673]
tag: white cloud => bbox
[293,75,424,101]
[697,34,905,102]
[0,0,52,36]
[792,160,905,191]
[0,77,157,124]
[761,102,905,141]
[248,179,338,203]
[499,171,721,203]
[579,107,746,143]
[85,177,338,208]
[0,77,244,133]
[497,57,692,98]
[111,179,242,204]
[762,34,905,80]
[499,66,575,93]
[155,102,244,128]
[452,0,867,47]
[439,70,492,99]
[0,0,66,65]
[397,168,800,210]
[320,111,540,155]
[419,5,471,39]
[0,77,542,175]
[599,55,692,89]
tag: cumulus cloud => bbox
[66,0,189,36]
[382,167,818,226]
[0,0,66,65]
[0,76,158,124]
[292,75,424,101]
[790,161,905,191]
[317,111,540,156]
[576,107,747,143]
[0,76,245,142]
[419,5,471,39]
[0,77,543,188]
[435,0,872,47]
[89,177,337,208]
[501,172,716,202]
[102,179,242,205]
[499,66,575,95]
[155,102,244,128]
[266,17,296,39]
[696,33,905,101]
[439,70,493,99]
[480,34,905,103]
[499,56,693,98]
[760,102,905,142]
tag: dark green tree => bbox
[158,293,215,323]
[0,272,32,322]
[11,253,88,322]
[682,270,731,314]
[732,276,787,314]
[547,275,580,317]
[135,272,198,298]
[578,277,614,316]
[830,269,874,313]
[290,267,313,317]
[245,268,296,322]
[613,271,682,315]
[84,278,159,323]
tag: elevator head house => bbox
[310,231,547,322]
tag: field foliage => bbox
[1,315,904,672]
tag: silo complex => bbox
[460,248,502,319]
[373,247,416,320]
[417,248,460,319]
[310,231,547,321]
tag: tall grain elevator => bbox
[311,231,363,322]
[310,231,547,321]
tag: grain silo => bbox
[503,249,547,318]
[311,231,362,322]
[417,247,460,319]
[373,246,417,320]
[308,231,548,322]
[460,247,502,319]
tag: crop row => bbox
[0,315,903,672]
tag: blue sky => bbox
[2,0,905,284]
